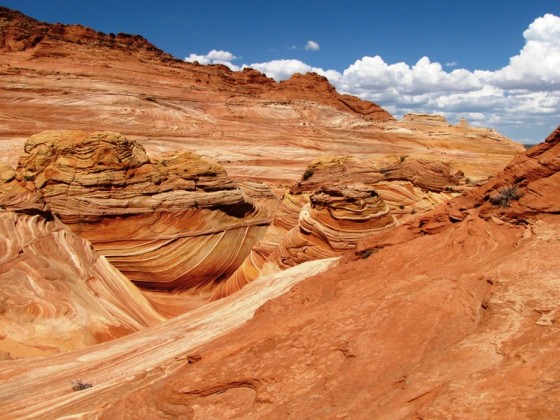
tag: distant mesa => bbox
[402,113,449,124]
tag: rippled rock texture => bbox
[213,155,464,298]
[0,211,163,359]
[10,131,277,295]
[97,126,560,418]
[1,126,555,418]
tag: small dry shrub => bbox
[490,185,522,208]
[302,168,314,181]
[72,379,93,391]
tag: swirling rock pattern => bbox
[214,156,464,298]
[12,131,277,293]
[0,211,163,359]
[212,183,396,299]
[2,127,557,418]
[211,193,308,299]
[269,183,396,268]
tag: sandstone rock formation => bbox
[1,6,556,418]
[269,183,396,265]
[0,201,164,359]
[105,125,560,417]
[212,155,463,298]
[9,131,277,300]
[0,126,557,418]
[0,6,522,186]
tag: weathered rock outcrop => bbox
[0,7,174,60]
[269,183,396,266]
[11,131,277,295]
[212,183,396,299]
[213,155,463,298]
[267,72,394,121]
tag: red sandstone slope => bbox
[0,128,554,416]
[95,127,560,418]
[0,7,174,60]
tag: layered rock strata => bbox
[11,131,277,294]
[1,127,556,418]
[212,183,396,299]
[213,155,464,298]
[0,7,523,186]
[105,126,560,418]
[0,209,164,359]
[271,183,396,267]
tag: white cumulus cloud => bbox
[479,13,560,90]
[304,40,320,51]
[185,49,240,70]
[247,59,340,83]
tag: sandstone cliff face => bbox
[10,131,277,295]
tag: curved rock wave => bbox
[12,131,278,293]
[0,211,164,359]
[213,155,465,298]
[212,183,396,299]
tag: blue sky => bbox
[3,0,560,143]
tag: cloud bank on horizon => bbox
[185,14,560,143]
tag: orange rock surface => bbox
[0,210,164,359]
[0,127,557,418]
[213,156,463,298]
[1,6,559,419]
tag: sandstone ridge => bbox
[0,6,174,60]
[0,7,522,185]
